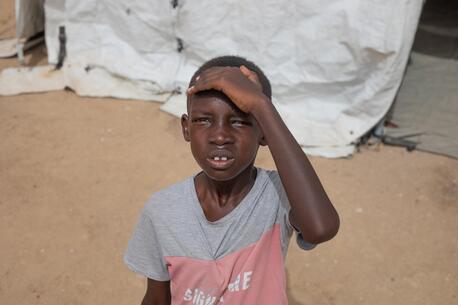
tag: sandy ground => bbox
[1,4,457,305]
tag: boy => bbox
[124,56,340,305]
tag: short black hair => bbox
[189,55,272,99]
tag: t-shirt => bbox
[124,168,314,305]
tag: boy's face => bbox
[181,91,265,181]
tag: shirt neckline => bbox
[188,167,267,226]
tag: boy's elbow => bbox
[302,214,340,245]
[321,217,340,242]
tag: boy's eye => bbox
[231,119,252,126]
[192,117,211,123]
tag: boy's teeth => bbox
[212,156,231,161]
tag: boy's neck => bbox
[195,166,257,209]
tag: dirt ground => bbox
[1,4,457,305]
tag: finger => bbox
[187,76,223,95]
[239,65,251,76]
[195,66,227,80]
[189,66,239,94]
[188,66,242,95]
[188,69,221,94]
[190,69,223,89]
[240,65,261,87]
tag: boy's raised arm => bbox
[250,93,340,244]
[188,66,340,245]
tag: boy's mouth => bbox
[207,150,234,169]
[207,157,235,169]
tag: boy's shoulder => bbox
[154,176,191,198]
[142,176,193,216]
[259,168,282,190]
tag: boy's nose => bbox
[209,124,233,146]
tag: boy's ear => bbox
[181,114,191,142]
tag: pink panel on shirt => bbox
[165,224,287,305]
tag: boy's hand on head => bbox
[187,66,267,113]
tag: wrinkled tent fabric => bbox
[16,0,44,39]
[0,0,44,58]
[3,0,423,157]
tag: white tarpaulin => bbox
[0,0,423,157]
[0,0,44,58]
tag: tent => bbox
[0,0,424,157]
[0,0,45,60]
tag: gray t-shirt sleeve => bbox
[124,210,170,281]
[269,170,316,251]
